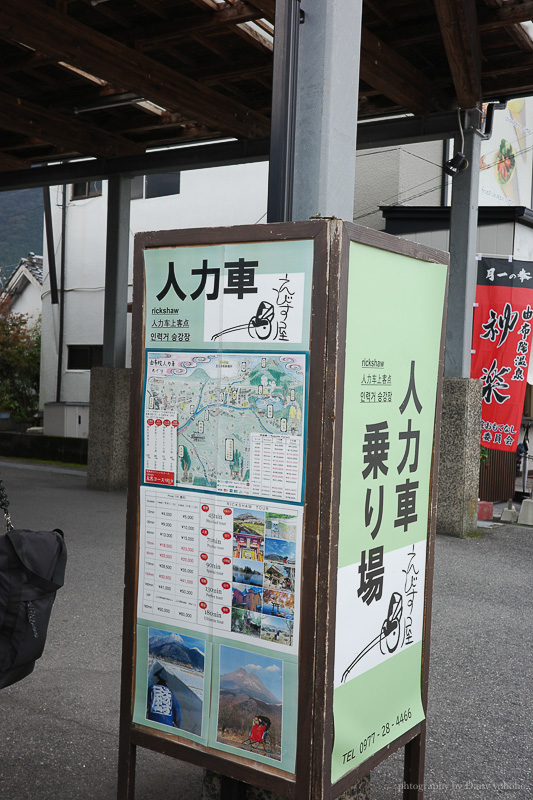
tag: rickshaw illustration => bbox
[241,715,272,753]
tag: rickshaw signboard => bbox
[331,243,447,783]
[118,221,448,800]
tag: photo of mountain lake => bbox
[233,558,264,587]
[216,645,283,761]
[147,628,205,736]
[264,537,296,564]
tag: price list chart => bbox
[138,487,302,654]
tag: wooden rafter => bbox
[0,89,142,158]
[134,0,170,19]
[235,21,273,53]
[479,0,533,31]
[434,0,482,108]
[483,72,533,99]
[134,4,263,46]
[186,0,273,53]
[481,0,533,52]
[481,50,533,79]
[244,0,275,24]
[360,28,450,115]
[0,0,270,139]
[0,151,30,171]
[197,58,272,83]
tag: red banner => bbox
[471,258,533,452]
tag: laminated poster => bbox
[143,240,313,352]
[133,239,314,775]
[142,351,306,503]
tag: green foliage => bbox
[0,300,41,422]
[480,445,490,466]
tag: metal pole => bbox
[292,0,362,221]
[55,185,67,403]
[42,187,59,305]
[103,175,131,368]
[445,111,482,377]
[267,0,301,223]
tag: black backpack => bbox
[0,477,66,690]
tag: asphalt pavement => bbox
[0,460,531,800]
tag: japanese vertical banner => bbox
[471,257,533,452]
[331,243,447,783]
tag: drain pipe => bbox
[56,184,67,403]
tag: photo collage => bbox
[231,509,297,648]
[145,629,285,763]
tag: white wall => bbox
[40,161,269,410]
[354,141,445,229]
[396,221,516,257]
[9,276,42,321]
[513,222,533,260]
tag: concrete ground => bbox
[0,460,531,800]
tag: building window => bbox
[131,172,180,200]
[71,180,102,200]
[67,345,103,370]
[130,175,144,200]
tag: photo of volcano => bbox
[216,645,283,761]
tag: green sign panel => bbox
[331,242,447,784]
[144,240,314,351]
[133,236,314,776]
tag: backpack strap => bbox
[0,477,13,532]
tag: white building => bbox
[39,100,533,438]
[40,161,269,437]
[2,252,43,320]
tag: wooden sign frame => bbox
[117,220,449,800]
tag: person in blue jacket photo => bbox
[147,670,182,729]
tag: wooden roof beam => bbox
[479,1,533,31]
[185,0,273,53]
[133,0,170,19]
[360,28,451,115]
[242,0,275,24]
[0,89,142,158]
[135,4,263,47]
[434,0,482,108]
[0,0,270,139]
[0,151,30,171]
[234,21,273,53]
[481,0,533,51]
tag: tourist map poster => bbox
[143,351,306,502]
[331,242,447,783]
[132,237,314,775]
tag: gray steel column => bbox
[103,175,131,368]
[438,112,483,537]
[267,0,301,223]
[445,117,482,377]
[292,0,362,222]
